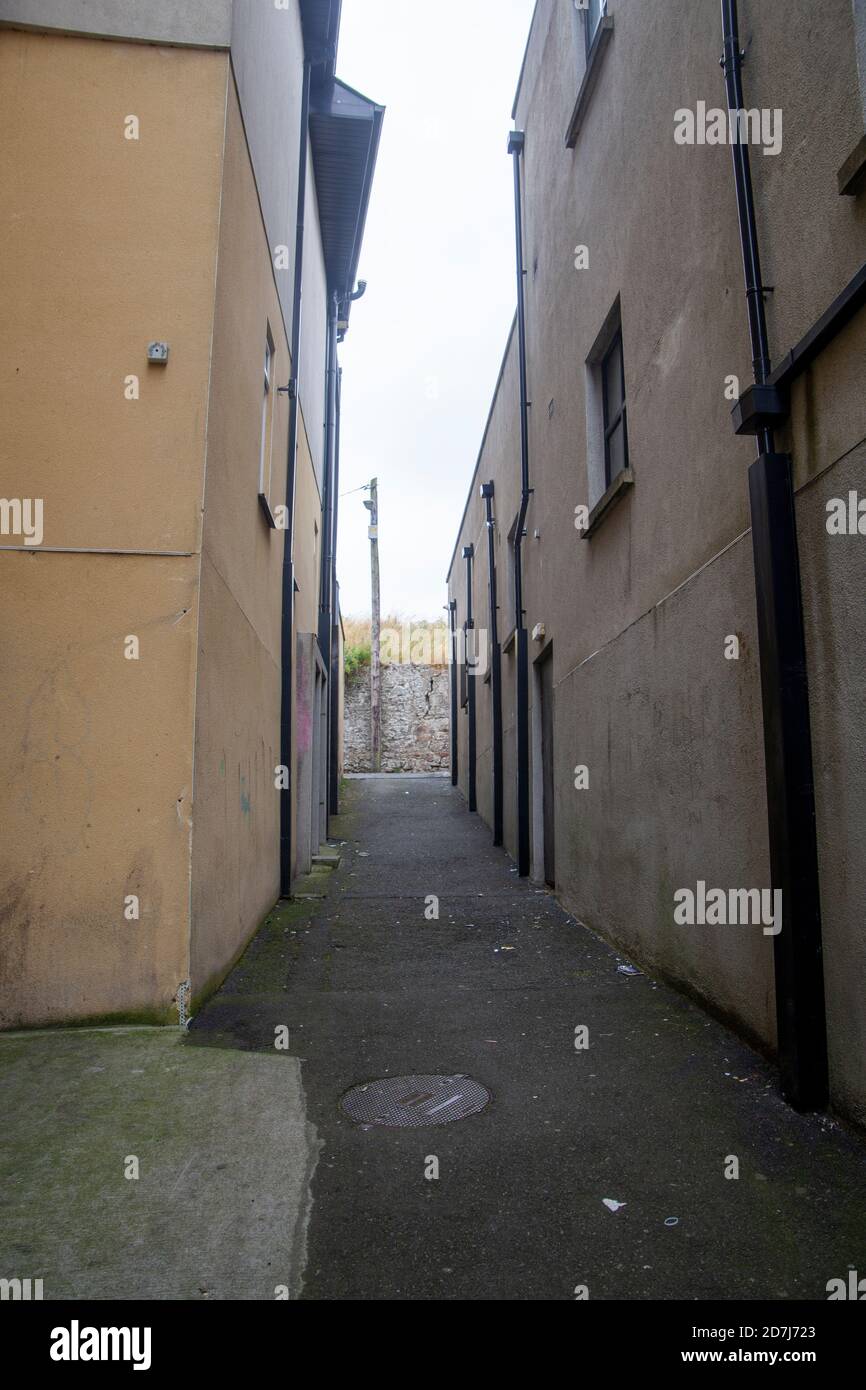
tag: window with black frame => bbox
[505,513,519,635]
[583,0,607,56]
[601,328,628,488]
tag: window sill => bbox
[502,626,517,654]
[565,15,614,150]
[838,133,866,196]
[258,492,277,529]
[579,466,634,540]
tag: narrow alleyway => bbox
[192,775,866,1302]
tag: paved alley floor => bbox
[191,774,866,1302]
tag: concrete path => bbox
[194,774,866,1301]
[5,775,866,1302]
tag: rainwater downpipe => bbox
[481,482,504,846]
[448,599,459,786]
[508,128,532,878]
[327,281,365,817]
[462,544,477,813]
[328,363,343,817]
[721,0,827,1110]
[318,289,340,837]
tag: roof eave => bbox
[309,78,385,311]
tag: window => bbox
[583,0,606,57]
[567,0,612,148]
[460,627,469,709]
[601,328,628,489]
[838,1,866,194]
[505,513,520,635]
[582,300,633,533]
[259,328,275,496]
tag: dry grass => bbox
[342,614,449,666]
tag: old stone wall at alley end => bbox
[345,664,449,773]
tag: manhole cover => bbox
[340,1074,490,1128]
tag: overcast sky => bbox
[334,0,537,620]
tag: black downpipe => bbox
[328,365,342,817]
[327,279,365,817]
[508,129,532,877]
[481,482,504,846]
[448,600,458,786]
[462,544,477,813]
[279,55,312,899]
[318,291,340,838]
[721,0,827,1110]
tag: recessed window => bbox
[583,0,607,57]
[505,513,520,634]
[601,328,628,489]
[259,327,275,497]
[838,1,866,194]
[567,0,613,148]
[584,299,632,517]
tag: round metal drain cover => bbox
[340,1074,490,1128]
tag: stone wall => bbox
[345,664,450,773]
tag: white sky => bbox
[334,0,537,620]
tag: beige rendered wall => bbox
[189,69,325,996]
[189,74,286,1003]
[0,30,226,1024]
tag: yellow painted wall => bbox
[189,73,324,997]
[0,30,330,1024]
[189,73,286,999]
[0,31,226,1024]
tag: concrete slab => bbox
[0,1025,318,1300]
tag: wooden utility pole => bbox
[363,479,381,772]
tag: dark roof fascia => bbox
[309,77,385,313]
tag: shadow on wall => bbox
[345,664,449,772]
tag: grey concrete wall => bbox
[0,0,232,47]
[345,665,450,773]
[448,0,866,1123]
[788,312,866,1124]
[450,322,520,836]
